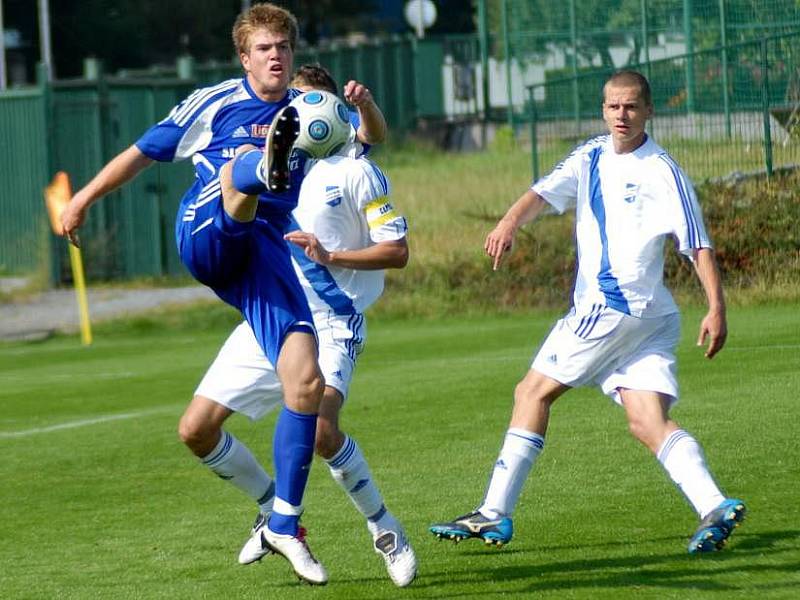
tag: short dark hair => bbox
[291,64,338,95]
[604,70,652,106]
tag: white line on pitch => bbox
[0,406,179,439]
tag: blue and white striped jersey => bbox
[288,155,407,315]
[533,134,710,318]
[136,78,305,236]
[136,77,303,183]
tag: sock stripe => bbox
[367,504,386,523]
[203,431,233,467]
[657,429,690,463]
[508,431,545,450]
[328,436,356,469]
[273,496,303,516]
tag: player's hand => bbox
[484,220,516,271]
[343,80,373,107]
[284,231,331,265]
[697,308,727,359]
[60,198,87,248]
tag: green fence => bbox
[0,36,444,279]
[526,30,800,182]
[0,87,50,276]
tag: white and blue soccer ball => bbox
[289,90,353,159]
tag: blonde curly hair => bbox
[232,3,299,55]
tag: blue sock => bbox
[231,149,267,195]
[269,406,317,535]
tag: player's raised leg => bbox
[620,389,747,553]
[226,104,301,200]
[430,370,568,546]
[316,388,416,587]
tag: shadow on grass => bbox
[418,529,800,596]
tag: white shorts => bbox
[531,305,680,405]
[194,312,366,421]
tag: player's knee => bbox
[178,413,218,456]
[314,418,340,459]
[513,379,553,409]
[284,370,324,412]
[626,417,660,452]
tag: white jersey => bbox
[533,134,710,318]
[289,155,408,315]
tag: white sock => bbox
[327,435,387,535]
[202,431,274,514]
[479,428,545,519]
[657,429,725,518]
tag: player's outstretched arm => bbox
[485,189,548,271]
[693,247,727,359]
[61,145,153,246]
[343,80,387,145]
[285,232,407,270]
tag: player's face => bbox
[602,83,652,153]
[240,29,293,101]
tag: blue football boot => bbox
[430,511,513,547]
[688,498,747,554]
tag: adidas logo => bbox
[232,125,250,138]
[495,459,507,470]
[547,354,557,364]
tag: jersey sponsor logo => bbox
[221,147,236,158]
[623,182,638,203]
[251,124,270,138]
[232,125,250,138]
[325,185,342,207]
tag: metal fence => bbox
[0,37,441,278]
[525,30,800,182]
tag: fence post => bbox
[641,0,651,80]
[501,0,514,134]
[38,62,59,286]
[760,39,773,178]
[683,0,695,113]
[528,86,539,182]
[570,0,580,137]
[477,0,491,146]
[719,0,731,138]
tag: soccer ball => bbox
[289,90,353,159]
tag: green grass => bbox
[1,304,799,598]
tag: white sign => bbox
[404,0,437,38]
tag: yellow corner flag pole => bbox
[44,172,93,346]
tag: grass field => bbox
[1,303,799,599]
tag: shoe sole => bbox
[688,501,747,554]
[264,106,300,193]
[429,525,511,547]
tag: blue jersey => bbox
[138,77,312,365]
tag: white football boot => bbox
[373,525,417,587]
[261,524,328,585]
[238,513,272,565]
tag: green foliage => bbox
[665,169,800,290]
[1,307,799,597]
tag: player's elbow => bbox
[391,244,409,268]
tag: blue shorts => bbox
[175,178,314,366]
